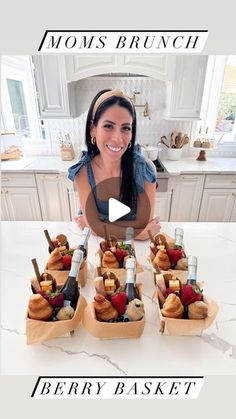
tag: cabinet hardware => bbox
[182,176,198,180]
[231,180,236,183]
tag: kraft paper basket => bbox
[26,294,87,345]
[83,283,145,339]
[153,287,219,336]
[149,232,187,273]
[45,259,87,288]
[96,249,143,285]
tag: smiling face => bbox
[90,104,133,161]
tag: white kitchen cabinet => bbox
[1,172,42,221]
[155,191,172,221]
[1,187,42,221]
[66,54,175,81]
[63,176,80,221]
[165,56,208,119]
[170,175,205,221]
[33,55,75,118]
[1,190,10,220]
[36,174,70,221]
[230,198,236,221]
[199,189,236,221]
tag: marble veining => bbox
[41,343,128,375]
[1,221,236,376]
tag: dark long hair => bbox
[85,89,137,210]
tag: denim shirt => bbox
[68,145,157,221]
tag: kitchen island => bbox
[1,221,236,376]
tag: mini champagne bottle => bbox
[125,256,136,302]
[78,227,91,258]
[125,227,135,257]
[60,248,83,309]
[187,255,198,285]
[175,227,184,249]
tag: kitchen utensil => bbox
[180,135,189,148]
[171,131,179,147]
[160,136,170,148]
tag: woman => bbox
[68,88,161,240]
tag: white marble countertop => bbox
[1,155,236,175]
[1,221,236,376]
[1,156,77,173]
[159,156,236,175]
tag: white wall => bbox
[44,76,193,157]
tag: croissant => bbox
[94,294,119,321]
[125,298,145,321]
[188,301,208,319]
[153,249,171,271]
[161,294,184,319]
[102,250,119,268]
[28,294,53,321]
[46,247,64,270]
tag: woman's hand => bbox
[74,214,88,230]
[135,216,161,241]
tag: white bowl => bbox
[167,148,183,161]
[141,146,159,161]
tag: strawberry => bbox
[62,254,72,270]
[166,248,183,266]
[164,288,176,298]
[181,284,202,306]
[39,291,64,308]
[110,289,127,315]
[115,248,128,264]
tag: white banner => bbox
[38,31,209,53]
[32,376,205,399]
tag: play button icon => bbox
[108,198,131,222]
[84,177,151,239]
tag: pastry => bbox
[153,249,171,271]
[161,294,184,319]
[176,258,188,270]
[94,294,119,322]
[125,298,145,321]
[56,234,69,249]
[188,301,208,319]
[46,247,64,270]
[102,250,119,268]
[202,140,210,148]
[56,305,75,320]
[28,294,53,321]
[193,139,202,148]
[153,233,167,249]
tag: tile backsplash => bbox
[44,76,193,157]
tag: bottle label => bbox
[69,249,83,277]
[175,237,183,247]
[188,273,197,281]
[126,269,135,284]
